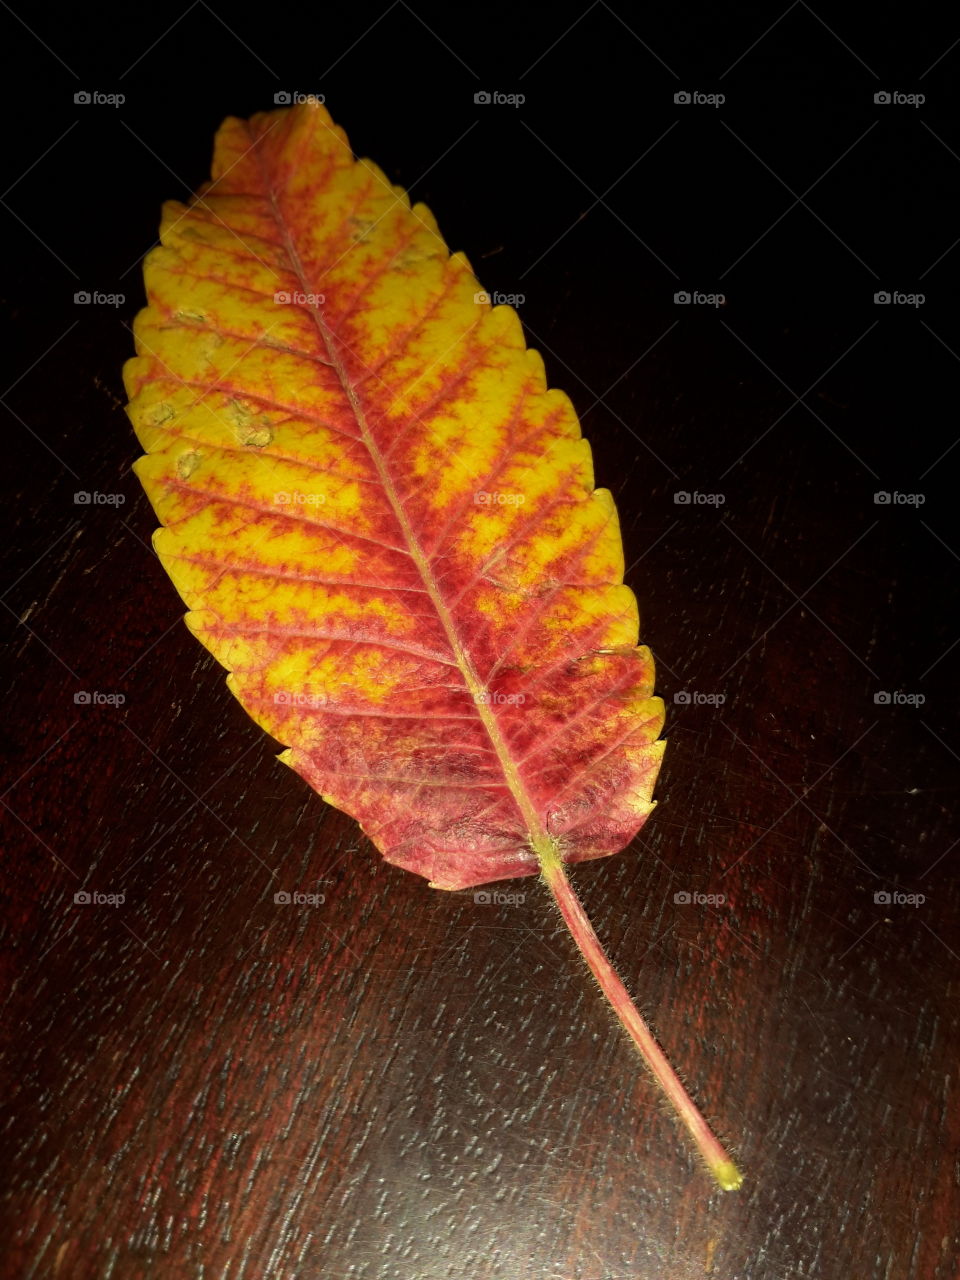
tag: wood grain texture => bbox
[2,3,959,1277]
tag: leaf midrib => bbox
[252,132,553,855]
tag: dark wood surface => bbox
[2,5,958,1277]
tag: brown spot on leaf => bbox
[177,450,201,479]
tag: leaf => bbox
[124,101,741,1191]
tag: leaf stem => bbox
[536,837,743,1191]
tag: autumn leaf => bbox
[124,101,741,1191]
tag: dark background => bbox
[2,3,958,1277]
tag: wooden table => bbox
[3,5,958,1276]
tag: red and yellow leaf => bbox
[124,101,741,1190]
